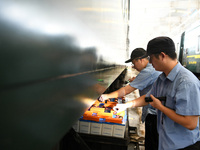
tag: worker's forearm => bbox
[106,87,126,98]
[126,95,148,108]
[106,85,136,99]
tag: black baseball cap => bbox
[125,48,147,63]
[142,36,176,58]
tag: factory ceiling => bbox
[129,0,200,49]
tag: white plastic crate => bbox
[90,122,102,135]
[79,120,91,134]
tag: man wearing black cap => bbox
[99,48,161,150]
[115,36,200,150]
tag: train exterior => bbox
[179,23,200,74]
[0,0,130,150]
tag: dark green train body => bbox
[179,24,200,74]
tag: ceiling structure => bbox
[129,0,200,51]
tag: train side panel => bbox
[179,24,200,73]
[0,0,129,150]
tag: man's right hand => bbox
[98,94,109,102]
[113,104,128,113]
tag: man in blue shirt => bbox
[99,48,161,150]
[117,36,200,150]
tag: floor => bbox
[127,143,145,150]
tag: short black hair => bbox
[153,51,177,60]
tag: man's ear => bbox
[160,52,167,60]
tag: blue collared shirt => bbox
[146,62,200,150]
[129,63,161,122]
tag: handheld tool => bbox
[145,97,166,102]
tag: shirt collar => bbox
[146,63,151,67]
[159,62,181,82]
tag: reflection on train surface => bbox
[0,0,130,150]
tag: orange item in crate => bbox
[83,112,100,122]
[104,103,116,108]
[83,111,93,116]
[89,101,100,108]
[90,107,105,113]
[98,111,114,118]
[83,115,100,122]
[94,100,100,105]
[105,117,123,124]
[106,101,117,106]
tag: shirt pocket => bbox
[165,94,176,110]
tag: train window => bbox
[184,30,197,54]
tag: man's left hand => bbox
[149,94,163,110]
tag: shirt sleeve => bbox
[175,81,200,115]
[145,81,157,97]
[129,69,158,91]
